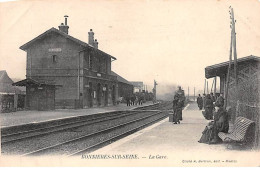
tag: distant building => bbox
[0,70,25,112]
[205,55,260,148]
[13,16,130,110]
[131,81,144,93]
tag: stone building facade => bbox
[14,17,133,110]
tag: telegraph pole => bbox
[204,79,206,95]
[225,6,238,109]
[230,7,238,88]
[207,81,209,94]
[214,77,217,96]
[224,27,233,109]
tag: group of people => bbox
[125,93,144,106]
[172,86,186,124]
[197,93,229,144]
[197,93,224,120]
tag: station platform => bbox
[0,101,153,128]
[90,102,260,167]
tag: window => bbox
[98,57,101,72]
[104,57,107,73]
[89,54,93,70]
[52,55,57,63]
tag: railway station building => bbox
[13,16,133,110]
[205,55,260,148]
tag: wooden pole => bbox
[204,79,206,94]
[207,81,209,94]
[231,8,238,89]
[211,78,215,93]
[214,77,217,96]
[224,29,233,109]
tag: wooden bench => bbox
[218,116,255,148]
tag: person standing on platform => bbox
[197,94,203,110]
[126,94,131,106]
[215,93,225,108]
[210,93,216,103]
[205,94,214,120]
[135,95,139,105]
[131,94,136,106]
[139,94,143,105]
[175,86,185,121]
[172,94,180,124]
[202,94,206,109]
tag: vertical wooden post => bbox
[214,76,217,96]
[224,31,233,109]
[204,79,206,94]
[231,8,238,88]
[207,81,209,94]
[211,78,215,93]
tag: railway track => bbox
[1,101,172,156]
[23,111,166,156]
[134,101,172,111]
[1,110,145,144]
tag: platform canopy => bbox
[12,78,61,87]
[205,55,260,79]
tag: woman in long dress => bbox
[172,94,180,124]
[198,104,229,144]
[204,94,214,120]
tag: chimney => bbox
[58,15,69,34]
[88,29,94,46]
[94,39,98,49]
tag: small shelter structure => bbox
[205,55,260,148]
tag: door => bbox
[88,82,93,107]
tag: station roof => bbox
[111,71,133,86]
[205,55,260,79]
[20,27,116,60]
[13,78,62,87]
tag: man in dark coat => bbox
[205,94,214,120]
[126,94,131,106]
[172,94,180,124]
[215,93,225,108]
[197,94,203,110]
[175,86,185,120]
[202,94,206,109]
[131,94,136,106]
[210,92,216,103]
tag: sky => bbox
[0,0,260,96]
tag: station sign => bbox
[48,48,62,52]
